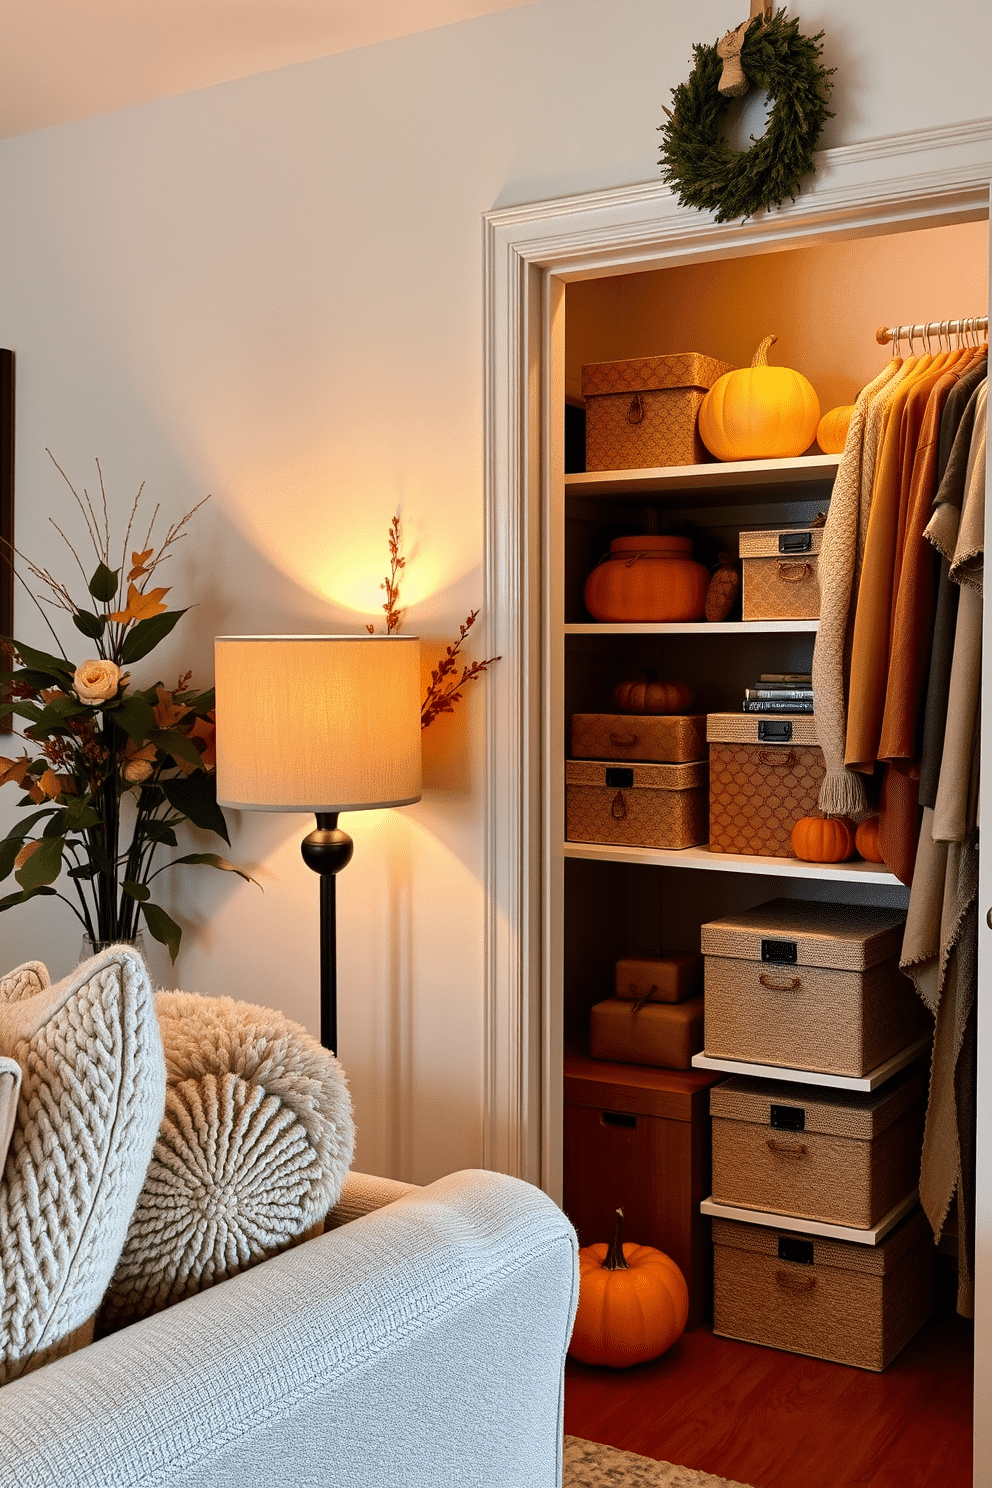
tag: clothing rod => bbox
[875,316,988,346]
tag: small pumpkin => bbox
[855,816,885,863]
[816,404,855,454]
[698,336,821,462]
[791,815,857,863]
[613,675,694,715]
[568,1209,688,1369]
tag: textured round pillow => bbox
[103,992,355,1324]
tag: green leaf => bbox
[67,862,99,880]
[163,852,259,886]
[62,798,102,831]
[0,837,22,883]
[9,641,73,680]
[33,694,88,730]
[160,772,230,845]
[0,885,57,912]
[14,835,65,890]
[122,880,150,902]
[149,728,203,770]
[72,610,106,640]
[5,809,56,840]
[140,901,182,962]
[43,811,69,838]
[88,562,120,602]
[120,609,187,665]
[111,695,155,743]
[139,820,178,848]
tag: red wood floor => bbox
[564,1311,974,1488]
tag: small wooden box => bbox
[710,1073,927,1228]
[563,1050,721,1328]
[582,353,735,470]
[590,995,705,1070]
[701,898,916,1077]
[566,759,708,850]
[712,1210,934,1371]
[707,713,825,858]
[739,526,823,620]
[571,713,707,764]
[615,952,703,1004]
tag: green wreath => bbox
[658,10,834,225]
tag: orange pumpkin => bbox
[816,404,855,454]
[613,676,694,714]
[584,536,708,623]
[568,1209,688,1369]
[791,815,857,863]
[698,336,821,462]
[855,816,885,863]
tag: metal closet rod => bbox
[875,316,988,347]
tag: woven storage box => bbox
[712,1210,933,1371]
[710,1072,927,1228]
[701,898,916,1077]
[566,759,707,850]
[707,713,824,857]
[616,952,703,1004]
[739,526,823,620]
[572,713,707,764]
[590,995,705,1070]
[582,353,735,471]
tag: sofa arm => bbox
[0,1169,578,1488]
[324,1169,420,1229]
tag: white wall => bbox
[0,0,987,1182]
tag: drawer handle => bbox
[766,1139,808,1158]
[776,1269,816,1294]
[602,1111,637,1129]
[608,732,639,748]
[610,790,628,821]
[755,749,799,768]
[776,561,813,583]
[627,393,644,425]
[759,973,802,991]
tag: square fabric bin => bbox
[571,713,707,764]
[710,1072,927,1228]
[707,713,824,857]
[566,759,707,850]
[712,1210,934,1371]
[582,353,735,470]
[739,526,823,620]
[590,995,704,1070]
[701,898,916,1077]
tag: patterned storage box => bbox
[700,898,916,1077]
[582,353,735,470]
[590,995,705,1070]
[571,713,707,763]
[712,1210,933,1371]
[739,526,823,620]
[710,1072,927,1228]
[566,759,707,850]
[707,713,824,858]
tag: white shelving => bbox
[563,840,901,886]
[699,1191,919,1246]
[566,453,840,500]
[690,1034,931,1092]
[566,619,819,635]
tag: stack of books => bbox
[741,673,813,714]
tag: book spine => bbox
[745,687,814,701]
[741,699,814,714]
[759,673,811,682]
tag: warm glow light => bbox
[214,635,423,812]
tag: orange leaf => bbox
[153,686,191,730]
[38,769,62,799]
[109,582,171,624]
[127,548,155,582]
[14,840,42,870]
[0,756,31,789]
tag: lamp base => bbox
[301,813,354,1053]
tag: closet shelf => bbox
[565,453,840,500]
[691,1034,931,1093]
[699,1192,919,1247]
[562,840,902,885]
[565,619,819,635]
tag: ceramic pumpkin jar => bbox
[698,335,821,461]
[584,536,708,622]
[568,1210,689,1369]
[613,676,694,714]
[817,404,856,454]
[791,814,857,863]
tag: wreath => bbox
[658,10,834,225]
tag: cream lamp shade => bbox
[214,635,422,813]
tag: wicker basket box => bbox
[615,952,703,1004]
[739,526,823,620]
[566,759,707,850]
[571,713,707,764]
[590,995,705,1070]
[712,1210,933,1371]
[582,353,735,471]
[707,712,824,858]
[701,898,916,1077]
[710,1072,927,1228]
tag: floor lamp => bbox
[214,635,422,1052]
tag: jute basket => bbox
[565,759,707,850]
[739,526,823,620]
[571,713,707,764]
[582,353,735,470]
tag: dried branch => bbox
[421,611,500,730]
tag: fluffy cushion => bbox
[104,992,355,1323]
[0,948,165,1382]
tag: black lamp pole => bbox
[300,812,354,1052]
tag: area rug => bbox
[563,1436,756,1488]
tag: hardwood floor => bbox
[564,1310,974,1488]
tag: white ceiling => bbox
[0,0,536,139]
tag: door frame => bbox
[482,115,992,1483]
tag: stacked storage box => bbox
[568,712,708,850]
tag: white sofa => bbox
[0,1167,579,1488]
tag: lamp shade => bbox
[214,635,422,813]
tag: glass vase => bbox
[80,931,147,964]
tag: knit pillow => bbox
[0,947,165,1383]
[103,992,355,1324]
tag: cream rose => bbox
[73,659,122,706]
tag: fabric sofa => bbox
[0,1167,579,1488]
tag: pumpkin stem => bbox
[751,334,778,368]
[603,1208,630,1271]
